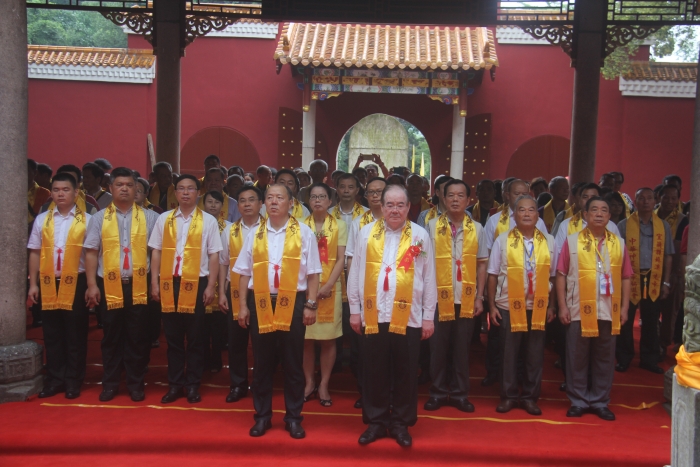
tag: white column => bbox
[450,104,465,179]
[301,100,317,169]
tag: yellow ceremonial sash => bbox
[656,207,681,239]
[149,184,178,211]
[160,209,203,313]
[304,214,339,323]
[567,212,584,235]
[435,214,478,321]
[471,201,499,224]
[39,206,86,310]
[359,209,377,229]
[543,200,569,233]
[205,220,228,313]
[252,217,302,333]
[227,217,261,319]
[627,212,665,305]
[506,228,550,332]
[331,202,365,221]
[101,204,148,310]
[197,194,229,225]
[577,228,623,337]
[494,205,510,240]
[621,193,633,218]
[363,219,415,335]
[425,206,439,224]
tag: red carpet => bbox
[0,312,672,466]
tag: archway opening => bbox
[336,113,431,180]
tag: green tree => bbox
[27,9,127,48]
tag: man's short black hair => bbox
[205,167,225,180]
[570,182,585,197]
[57,164,83,182]
[203,190,224,204]
[366,177,387,187]
[337,173,360,187]
[584,196,609,212]
[37,163,53,177]
[174,174,201,190]
[237,185,263,202]
[308,182,332,199]
[110,167,137,183]
[82,162,105,180]
[443,179,471,197]
[51,172,77,189]
[434,175,453,193]
[636,186,655,199]
[331,169,345,179]
[476,179,495,190]
[663,174,682,186]
[579,183,601,196]
[275,169,300,190]
[204,154,220,165]
[352,167,367,176]
[28,159,38,171]
[609,171,624,183]
[228,165,244,177]
[153,161,173,173]
[137,177,150,195]
[660,184,680,198]
[93,158,113,171]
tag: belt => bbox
[121,277,132,285]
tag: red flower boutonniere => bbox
[398,239,426,271]
[316,231,329,263]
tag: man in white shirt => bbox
[148,174,222,405]
[83,168,159,402]
[234,184,322,439]
[27,173,92,400]
[218,185,264,404]
[487,195,556,416]
[348,184,437,447]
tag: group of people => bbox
[26,154,688,447]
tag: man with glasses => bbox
[348,184,436,447]
[148,175,222,404]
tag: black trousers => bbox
[484,301,501,378]
[429,304,475,401]
[361,323,421,429]
[98,277,150,392]
[203,311,227,369]
[226,288,249,390]
[162,277,208,390]
[498,308,545,402]
[616,297,662,367]
[249,291,306,424]
[148,297,162,343]
[40,273,89,391]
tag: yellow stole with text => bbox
[577,228,623,337]
[228,217,261,319]
[364,219,414,335]
[252,217,302,333]
[424,206,440,224]
[359,210,377,229]
[205,220,228,313]
[626,212,665,305]
[303,214,339,323]
[39,206,86,310]
[494,205,510,240]
[435,214,478,320]
[160,209,203,313]
[543,200,569,233]
[656,206,681,239]
[567,212,585,235]
[101,204,148,310]
[149,185,178,211]
[471,200,499,224]
[506,228,550,332]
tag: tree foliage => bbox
[27,9,127,48]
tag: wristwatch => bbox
[476,295,485,301]
[304,300,318,310]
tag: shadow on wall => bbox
[506,135,570,182]
[181,126,260,177]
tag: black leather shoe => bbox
[520,400,542,416]
[566,406,586,417]
[226,386,248,403]
[496,399,518,413]
[65,388,80,399]
[640,362,664,374]
[615,363,629,373]
[38,384,65,399]
[591,406,616,421]
[285,421,306,439]
[130,390,145,402]
[450,398,475,413]
[358,426,387,445]
[481,374,497,387]
[354,397,363,409]
[249,419,271,437]
[390,427,412,447]
[161,387,182,404]
[186,388,201,403]
[423,397,447,411]
[99,388,118,402]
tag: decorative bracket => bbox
[183,16,239,46]
[604,25,661,57]
[102,11,154,45]
[520,25,574,57]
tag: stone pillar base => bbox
[672,373,700,466]
[0,340,43,403]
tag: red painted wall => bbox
[27,29,695,199]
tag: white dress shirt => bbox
[219,217,262,282]
[28,205,92,277]
[553,218,620,267]
[148,208,223,277]
[345,211,380,258]
[427,216,489,305]
[232,218,323,292]
[328,203,368,228]
[483,207,549,252]
[347,221,437,328]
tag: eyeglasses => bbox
[309,195,328,201]
[365,190,382,197]
[176,187,198,193]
